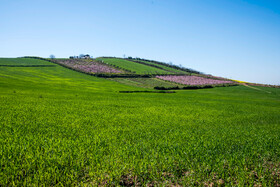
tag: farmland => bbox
[0,58,54,66]
[135,60,189,74]
[96,58,171,74]
[107,77,182,89]
[156,75,234,85]
[0,58,280,186]
[54,59,124,74]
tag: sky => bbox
[0,0,279,85]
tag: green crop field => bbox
[0,58,54,66]
[137,60,188,74]
[0,58,280,186]
[107,77,182,89]
[97,58,171,74]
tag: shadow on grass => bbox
[119,90,176,93]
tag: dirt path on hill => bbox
[241,83,271,93]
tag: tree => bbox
[49,54,55,59]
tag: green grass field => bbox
[0,58,280,186]
[97,58,171,74]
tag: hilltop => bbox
[22,56,239,90]
[22,56,280,89]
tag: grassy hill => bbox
[48,57,236,89]
[0,57,280,186]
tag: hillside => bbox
[43,56,237,89]
[0,57,280,186]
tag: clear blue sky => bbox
[1,0,279,85]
